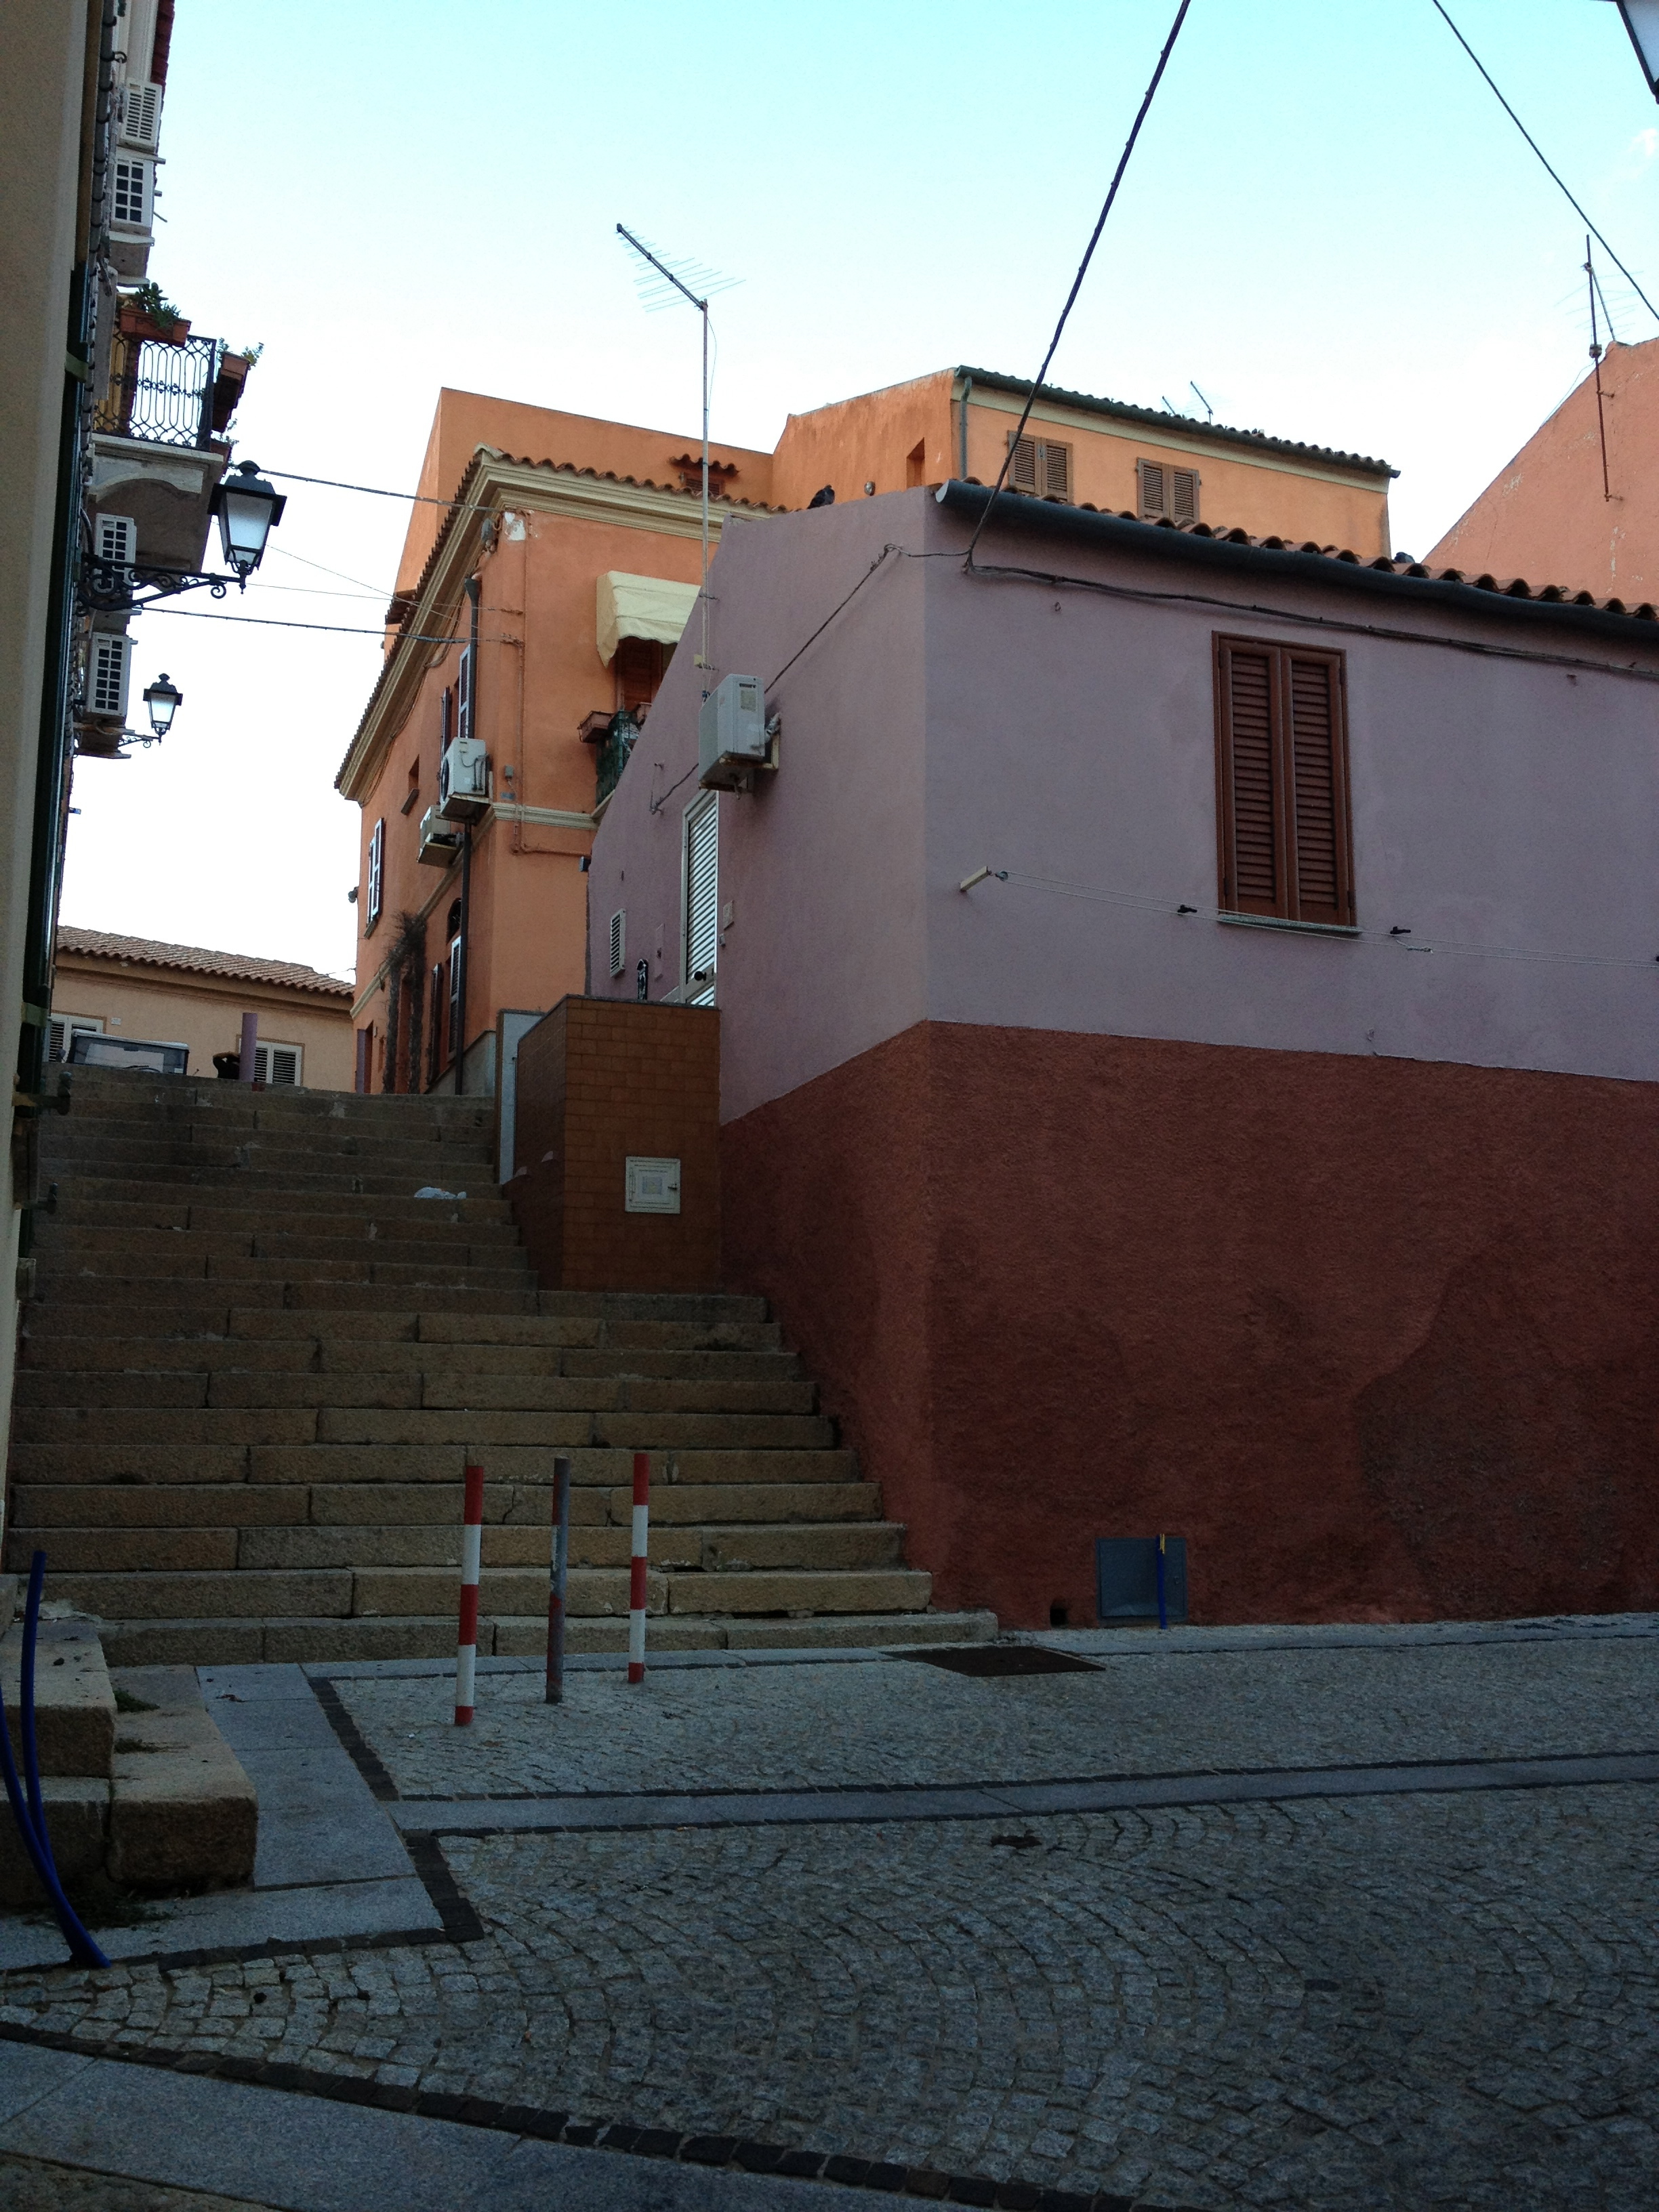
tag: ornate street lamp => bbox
[211,460,287,578]
[142,672,182,737]
[1613,3,1659,96]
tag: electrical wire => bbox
[964,0,1192,563]
[1431,0,1659,325]
[140,603,503,644]
[766,544,898,689]
[269,544,394,594]
[262,467,500,513]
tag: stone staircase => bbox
[7,1066,992,1665]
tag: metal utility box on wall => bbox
[1094,1537,1188,1624]
[507,997,719,1290]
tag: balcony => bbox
[93,312,250,451]
[582,708,640,810]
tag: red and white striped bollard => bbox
[455,1458,485,1725]
[628,1450,649,1685]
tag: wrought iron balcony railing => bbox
[594,712,639,807]
[94,330,223,449]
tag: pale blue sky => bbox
[64,1,1659,978]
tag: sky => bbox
[63,0,1659,983]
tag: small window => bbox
[456,647,472,745]
[1009,432,1071,501]
[1139,459,1200,525]
[905,438,928,490]
[96,515,136,573]
[402,758,420,815]
[1214,636,1354,927]
[87,633,131,719]
[440,684,453,747]
[111,157,151,230]
[609,909,626,978]
[366,818,385,928]
[253,1044,302,1087]
[447,934,464,1059]
[427,964,444,1084]
[683,793,718,1004]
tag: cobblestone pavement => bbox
[4,1632,1659,2209]
[336,1631,1659,1799]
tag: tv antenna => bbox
[1189,382,1214,420]
[617,225,739,673]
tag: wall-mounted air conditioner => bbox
[436,735,489,820]
[121,82,163,150]
[417,805,464,867]
[698,674,772,791]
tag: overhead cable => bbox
[964,0,1193,563]
[1431,0,1659,325]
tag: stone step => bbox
[9,1443,861,1487]
[52,1164,501,1200]
[29,1279,537,1313]
[52,1189,514,1227]
[40,1218,520,1258]
[18,1335,800,1381]
[14,1370,817,1414]
[10,1519,909,1576]
[95,1608,1000,1669]
[0,1620,115,1778]
[35,1252,532,1288]
[42,1129,495,1173]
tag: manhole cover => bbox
[892,1644,1100,1677]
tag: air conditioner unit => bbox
[698,674,771,791]
[436,734,489,820]
[417,805,464,867]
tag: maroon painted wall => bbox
[723,1021,1659,1628]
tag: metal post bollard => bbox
[546,1456,570,1704]
[628,1451,650,1685]
[455,1459,485,1724]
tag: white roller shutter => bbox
[683,794,718,1005]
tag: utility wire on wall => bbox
[964,0,1193,564]
[1431,0,1659,324]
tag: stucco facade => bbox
[588,485,1659,1629]
[1428,335,1659,604]
[342,376,1393,1109]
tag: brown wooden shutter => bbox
[1171,468,1200,525]
[1284,651,1352,924]
[1041,439,1071,499]
[1139,459,1165,518]
[1009,435,1038,493]
[1214,637,1353,926]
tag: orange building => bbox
[338,369,1395,1098]
[1428,335,1659,602]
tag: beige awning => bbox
[596,571,700,665]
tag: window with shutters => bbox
[682,793,718,1004]
[1214,636,1354,928]
[97,515,136,575]
[609,909,626,979]
[253,1044,302,1087]
[122,82,162,149]
[447,933,464,1059]
[111,157,151,229]
[1008,432,1072,501]
[87,633,131,720]
[1139,459,1200,525]
[365,818,384,930]
[456,647,472,745]
[614,636,665,718]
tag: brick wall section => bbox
[509,997,720,1290]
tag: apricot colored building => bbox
[338,371,1395,1094]
[1428,335,1659,602]
[50,928,354,1088]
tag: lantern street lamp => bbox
[211,460,287,579]
[1613,3,1659,96]
[142,672,182,737]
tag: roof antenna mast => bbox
[1586,234,1613,503]
[617,225,737,676]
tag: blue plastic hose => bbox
[0,1552,110,1968]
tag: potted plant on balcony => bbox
[117,281,190,346]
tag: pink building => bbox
[588,485,1659,1630]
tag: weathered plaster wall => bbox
[51,959,354,1088]
[726,1021,1659,1629]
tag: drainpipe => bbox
[455,575,480,1095]
[958,372,972,480]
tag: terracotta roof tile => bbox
[56,928,354,995]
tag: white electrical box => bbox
[437,735,490,820]
[625,1156,681,1214]
[417,805,463,867]
[698,674,769,791]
